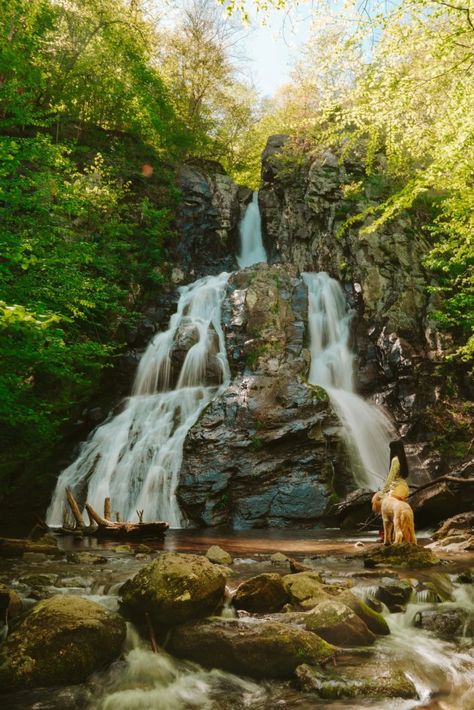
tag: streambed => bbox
[1,529,473,710]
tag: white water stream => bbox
[303,272,396,489]
[47,273,230,528]
[236,191,267,268]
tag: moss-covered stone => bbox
[338,591,390,636]
[0,595,125,690]
[120,552,226,625]
[168,618,335,678]
[363,543,440,569]
[282,571,328,609]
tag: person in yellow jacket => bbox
[382,439,410,501]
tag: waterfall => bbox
[303,272,396,489]
[47,273,230,528]
[237,192,267,268]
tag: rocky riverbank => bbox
[0,528,473,708]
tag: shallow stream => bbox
[1,530,473,710]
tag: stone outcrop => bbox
[0,595,125,690]
[258,136,471,478]
[177,263,352,528]
[177,162,248,278]
[119,552,226,625]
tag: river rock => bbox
[168,618,335,678]
[373,577,413,612]
[338,590,390,635]
[413,607,474,639]
[232,573,289,613]
[119,552,226,625]
[0,583,22,618]
[0,595,125,690]
[271,552,289,565]
[282,571,328,610]
[298,599,376,647]
[67,552,107,565]
[363,543,440,569]
[205,545,233,565]
[295,661,417,699]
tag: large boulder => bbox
[373,577,414,612]
[0,595,125,690]
[302,599,376,647]
[119,552,226,625]
[232,573,289,613]
[414,607,474,639]
[168,618,335,678]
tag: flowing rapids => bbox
[47,273,230,528]
[303,272,396,489]
[236,191,267,268]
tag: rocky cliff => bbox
[173,138,472,528]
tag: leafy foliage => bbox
[0,134,176,481]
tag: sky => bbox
[239,5,313,96]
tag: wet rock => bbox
[120,552,226,625]
[205,545,233,565]
[282,571,328,610]
[0,595,126,690]
[271,552,289,565]
[22,552,48,563]
[168,618,335,679]
[232,573,289,613]
[177,264,352,529]
[373,577,413,612]
[67,552,107,565]
[413,607,474,639]
[301,599,376,647]
[18,573,59,588]
[363,543,440,569]
[295,661,417,699]
[338,591,390,635]
[0,583,22,619]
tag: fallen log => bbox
[85,503,169,538]
[56,490,169,539]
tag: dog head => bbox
[371,491,383,513]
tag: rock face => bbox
[0,595,125,690]
[119,552,226,625]
[168,618,335,678]
[177,263,352,528]
[177,162,246,278]
[257,136,471,477]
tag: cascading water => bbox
[236,191,267,268]
[303,272,396,489]
[47,273,230,528]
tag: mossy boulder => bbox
[232,573,289,613]
[295,662,417,699]
[302,599,376,647]
[282,571,328,609]
[205,545,233,565]
[168,618,335,678]
[0,595,125,690]
[414,607,474,639]
[363,543,440,569]
[119,552,226,625]
[338,591,390,636]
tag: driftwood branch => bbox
[66,487,85,528]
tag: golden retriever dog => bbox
[372,492,417,545]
